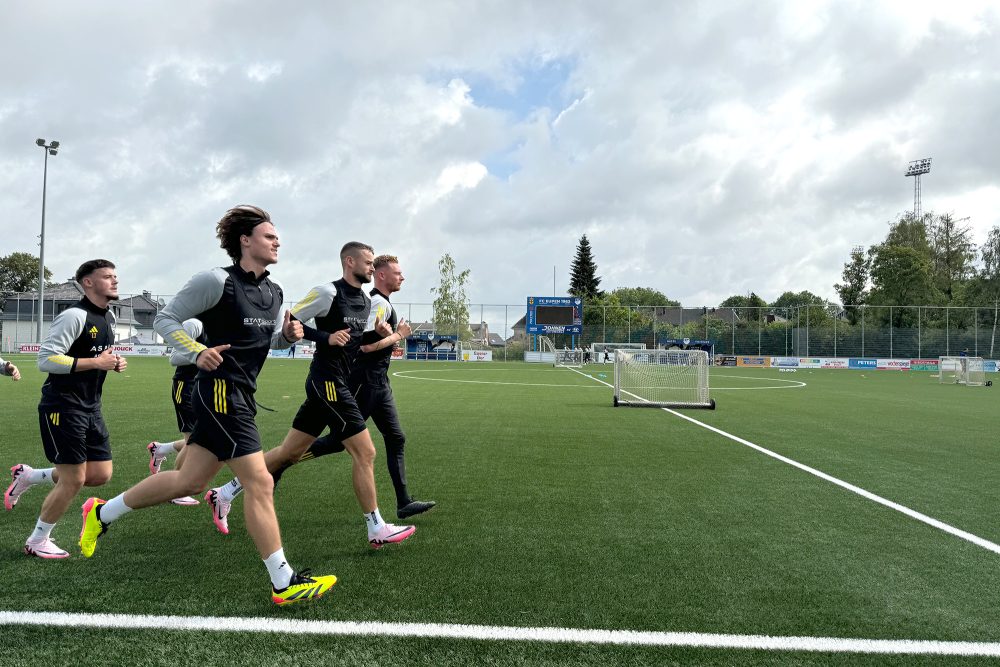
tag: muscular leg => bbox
[227,451,280,558]
[341,429,377,513]
[123,444,222,509]
[263,428,318,474]
[174,433,192,470]
[38,461,112,523]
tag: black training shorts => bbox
[291,375,367,440]
[38,408,112,465]
[171,378,198,433]
[188,379,262,461]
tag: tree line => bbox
[568,214,998,339]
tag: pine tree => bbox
[569,235,602,300]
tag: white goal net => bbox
[613,349,715,409]
[939,356,985,386]
[554,348,585,368]
[591,342,646,363]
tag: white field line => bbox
[392,373,604,388]
[393,370,803,391]
[2,611,1000,656]
[567,367,1000,556]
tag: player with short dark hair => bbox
[207,243,417,548]
[273,254,435,518]
[77,205,336,605]
[5,259,126,559]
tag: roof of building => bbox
[16,281,84,300]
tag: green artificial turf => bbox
[1,356,998,665]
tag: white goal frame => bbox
[591,342,646,363]
[939,356,986,386]
[613,349,715,409]
[554,347,585,368]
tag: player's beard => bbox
[353,269,371,284]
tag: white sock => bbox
[29,518,56,542]
[365,508,385,536]
[99,494,132,524]
[264,548,293,589]
[27,468,56,485]
[219,478,243,502]
[153,441,178,457]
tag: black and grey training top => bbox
[170,318,207,382]
[353,288,398,383]
[37,296,117,412]
[291,278,371,381]
[154,264,293,392]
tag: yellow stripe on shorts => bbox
[214,379,228,414]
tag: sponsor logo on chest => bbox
[243,317,277,327]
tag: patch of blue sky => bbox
[435,56,579,180]
[466,55,577,121]
[481,148,522,181]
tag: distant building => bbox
[510,315,527,342]
[1,284,162,347]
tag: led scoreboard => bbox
[526,296,583,334]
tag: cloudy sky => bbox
[3,0,999,329]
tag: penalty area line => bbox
[2,611,1000,656]
[566,367,1000,557]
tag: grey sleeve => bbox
[269,278,293,350]
[154,269,226,366]
[288,283,336,324]
[37,308,87,374]
[288,282,337,348]
[169,319,203,367]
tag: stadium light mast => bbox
[35,138,60,343]
[905,157,932,218]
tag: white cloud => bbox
[246,62,283,83]
[1,0,998,337]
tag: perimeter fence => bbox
[2,292,997,361]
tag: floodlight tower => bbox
[905,158,932,218]
[35,138,60,343]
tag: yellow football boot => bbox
[79,497,107,558]
[271,570,337,606]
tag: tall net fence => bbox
[2,291,998,360]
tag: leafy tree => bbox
[970,225,1000,355]
[770,290,834,325]
[569,235,602,300]
[835,246,869,325]
[0,252,54,293]
[884,212,932,255]
[610,287,677,307]
[609,287,678,324]
[928,213,976,302]
[583,292,657,346]
[720,292,767,322]
[867,245,939,324]
[430,253,472,342]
